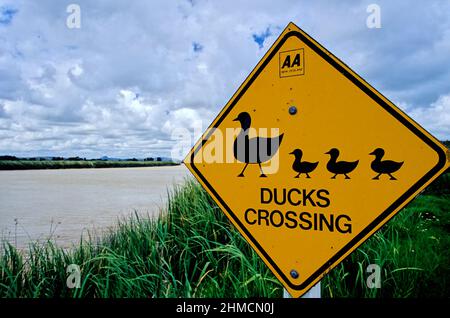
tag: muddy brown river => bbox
[0,165,190,249]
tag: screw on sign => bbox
[184,22,450,298]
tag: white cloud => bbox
[409,94,450,140]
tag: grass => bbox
[0,160,179,170]
[322,194,450,297]
[0,174,449,298]
[0,179,281,298]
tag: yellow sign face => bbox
[184,22,449,297]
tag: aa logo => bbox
[279,48,304,78]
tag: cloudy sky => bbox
[0,0,449,159]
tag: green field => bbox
[0,160,178,170]
[0,174,449,298]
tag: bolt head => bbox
[289,106,297,115]
[290,269,299,279]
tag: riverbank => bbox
[1,173,448,298]
[0,160,179,170]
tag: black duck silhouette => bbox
[325,148,359,179]
[233,112,284,177]
[369,148,403,180]
[289,149,319,178]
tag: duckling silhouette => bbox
[325,148,359,179]
[289,149,319,178]
[233,112,284,177]
[369,148,403,180]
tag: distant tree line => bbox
[0,155,17,160]
[144,157,162,162]
[66,156,86,161]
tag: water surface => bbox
[0,165,190,248]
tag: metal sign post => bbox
[284,282,321,298]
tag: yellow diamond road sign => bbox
[184,22,450,297]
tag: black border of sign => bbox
[189,30,447,291]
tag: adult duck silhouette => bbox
[233,112,284,177]
[325,148,359,179]
[369,148,403,180]
[289,149,318,178]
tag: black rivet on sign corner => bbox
[289,106,297,115]
[290,269,299,279]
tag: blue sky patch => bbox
[192,42,203,53]
[0,6,18,25]
[252,27,272,49]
